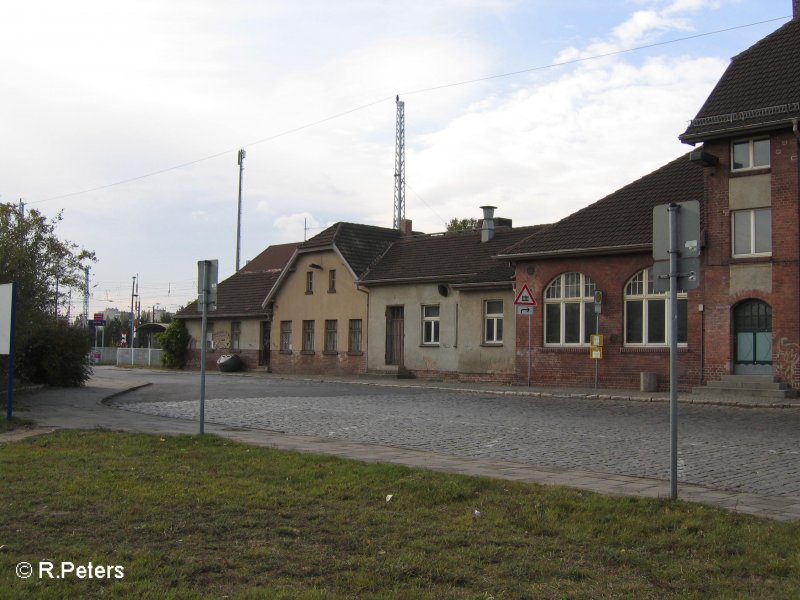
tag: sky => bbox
[0,0,792,318]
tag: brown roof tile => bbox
[498,153,704,258]
[300,222,404,277]
[681,18,800,141]
[176,243,297,318]
[361,225,544,286]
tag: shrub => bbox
[17,321,92,387]
[157,319,191,369]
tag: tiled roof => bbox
[240,242,297,273]
[498,153,704,259]
[681,18,800,142]
[360,225,544,286]
[300,222,403,277]
[176,243,297,318]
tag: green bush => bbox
[17,321,92,387]
[157,319,191,369]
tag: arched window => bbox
[624,268,688,346]
[544,272,597,345]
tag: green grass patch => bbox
[0,431,798,599]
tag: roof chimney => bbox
[399,218,413,236]
[480,205,496,242]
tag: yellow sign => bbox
[590,334,603,347]
[590,347,603,360]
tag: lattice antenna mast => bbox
[393,95,406,230]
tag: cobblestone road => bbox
[112,373,800,497]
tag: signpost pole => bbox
[527,311,532,387]
[5,282,17,420]
[199,261,209,436]
[668,203,680,501]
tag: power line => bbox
[29,15,788,206]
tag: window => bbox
[306,271,313,294]
[324,319,337,352]
[732,138,770,170]
[422,305,440,345]
[231,321,241,351]
[732,208,771,257]
[544,273,597,345]
[484,300,503,344]
[280,321,292,352]
[328,270,336,292]
[302,320,314,352]
[348,319,362,353]
[625,268,687,345]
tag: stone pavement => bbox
[4,368,800,522]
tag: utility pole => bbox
[129,275,136,349]
[83,267,90,328]
[236,148,246,271]
[393,95,406,230]
[18,199,25,218]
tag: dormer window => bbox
[732,138,770,171]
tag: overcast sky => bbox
[0,0,791,317]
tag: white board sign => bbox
[0,283,13,355]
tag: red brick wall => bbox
[701,132,800,388]
[514,253,703,392]
[270,351,367,376]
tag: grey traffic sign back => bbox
[652,200,700,261]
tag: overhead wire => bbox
[27,15,788,206]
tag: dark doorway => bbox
[385,306,404,366]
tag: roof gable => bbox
[498,153,704,258]
[681,18,800,141]
[300,222,404,277]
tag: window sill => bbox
[542,346,588,353]
[300,350,315,355]
[327,289,336,294]
[420,344,440,348]
[730,167,770,178]
[481,343,504,348]
[730,255,771,263]
[323,350,338,356]
[279,350,292,355]
[621,346,689,353]
[347,351,363,356]
[305,291,313,295]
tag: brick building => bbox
[499,6,800,392]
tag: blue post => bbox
[6,282,17,420]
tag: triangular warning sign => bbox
[514,284,537,306]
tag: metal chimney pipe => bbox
[481,205,496,242]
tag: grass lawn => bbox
[0,431,798,599]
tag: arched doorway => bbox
[733,299,772,375]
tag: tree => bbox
[446,217,479,232]
[157,319,191,369]
[0,203,96,386]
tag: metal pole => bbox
[236,149,245,272]
[6,282,17,420]
[595,313,599,389]
[199,261,210,435]
[668,203,680,500]
[527,312,532,387]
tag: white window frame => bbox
[484,299,503,344]
[543,273,596,346]
[731,207,772,258]
[624,268,688,347]
[731,138,770,171]
[421,304,440,346]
